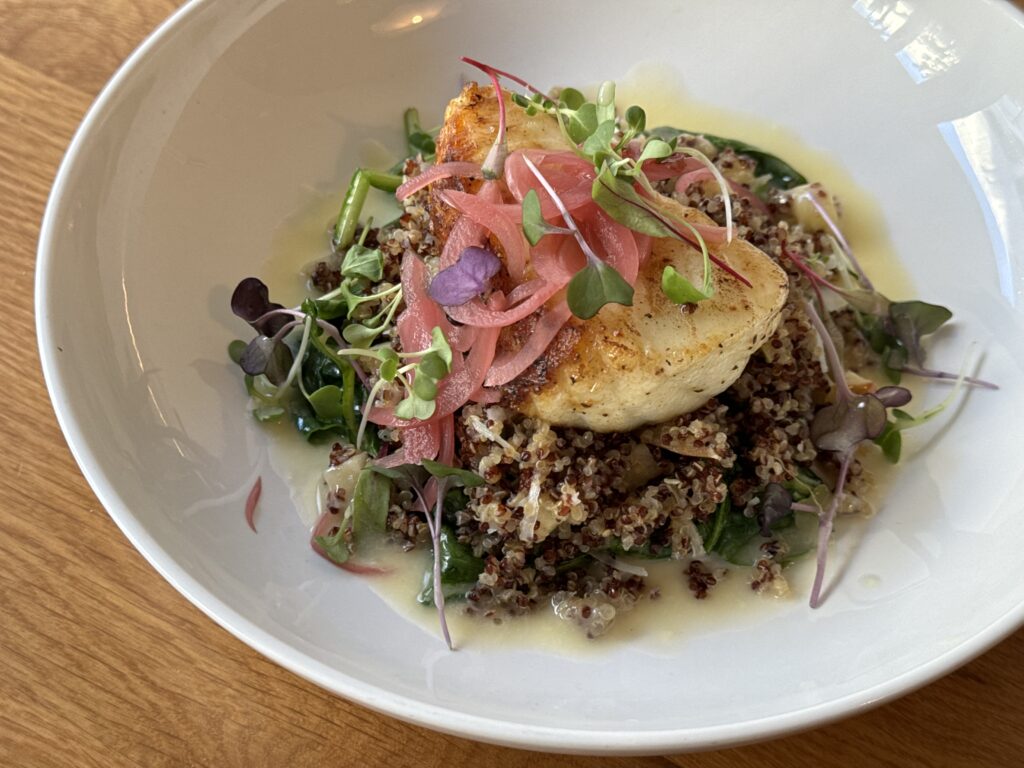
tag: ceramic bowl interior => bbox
[37,0,1024,754]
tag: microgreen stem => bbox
[626,182,752,286]
[459,56,552,100]
[280,316,314,392]
[432,481,454,650]
[790,502,820,514]
[674,147,734,243]
[804,300,854,402]
[804,190,872,291]
[900,365,998,391]
[522,155,603,265]
[357,377,388,450]
[809,449,853,608]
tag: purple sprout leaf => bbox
[239,335,294,385]
[874,385,912,408]
[810,394,888,453]
[428,246,501,306]
[231,277,291,335]
[757,483,794,537]
[888,300,953,368]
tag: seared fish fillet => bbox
[433,84,789,432]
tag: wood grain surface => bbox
[2,2,1023,766]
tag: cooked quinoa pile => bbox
[313,150,878,638]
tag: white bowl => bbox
[37,0,1024,754]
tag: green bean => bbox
[332,169,402,250]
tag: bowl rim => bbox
[34,0,1024,754]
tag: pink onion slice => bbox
[396,161,483,201]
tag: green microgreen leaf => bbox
[634,138,674,168]
[625,105,646,132]
[307,385,347,420]
[341,323,377,346]
[874,421,903,463]
[566,261,634,320]
[340,244,384,282]
[417,351,448,381]
[558,87,586,111]
[591,166,676,238]
[394,393,436,420]
[520,189,571,245]
[428,327,452,369]
[351,468,391,541]
[521,189,548,246]
[411,374,438,400]
[582,119,616,161]
[563,101,598,145]
[228,339,247,365]
[595,81,616,123]
[378,348,399,381]
[421,459,486,487]
[661,265,712,305]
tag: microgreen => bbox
[417,527,486,604]
[521,155,634,318]
[470,60,755,304]
[403,107,437,162]
[238,334,294,385]
[461,57,509,179]
[369,459,485,649]
[521,189,571,245]
[428,246,502,306]
[756,484,795,537]
[591,166,716,301]
[231,277,292,335]
[566,260,635,320]
[229,269,450,452]
[647,126,808,190]
[340,243,385,282]
[801,300,984,607]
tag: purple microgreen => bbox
[428,246,501,306]
[231,277,291,335]
[811,395,888,453]
[888,300,953,368]
[804,300,854,402]
[809,450,854,608]
[802,187,872,290]
[898,366,997,390]
[874,386,912,408]
[459,56,552,101]
[757,483,795,537]
[368,460,485,649]
[239,335,294,384]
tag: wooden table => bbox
[2,2,1023,765]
